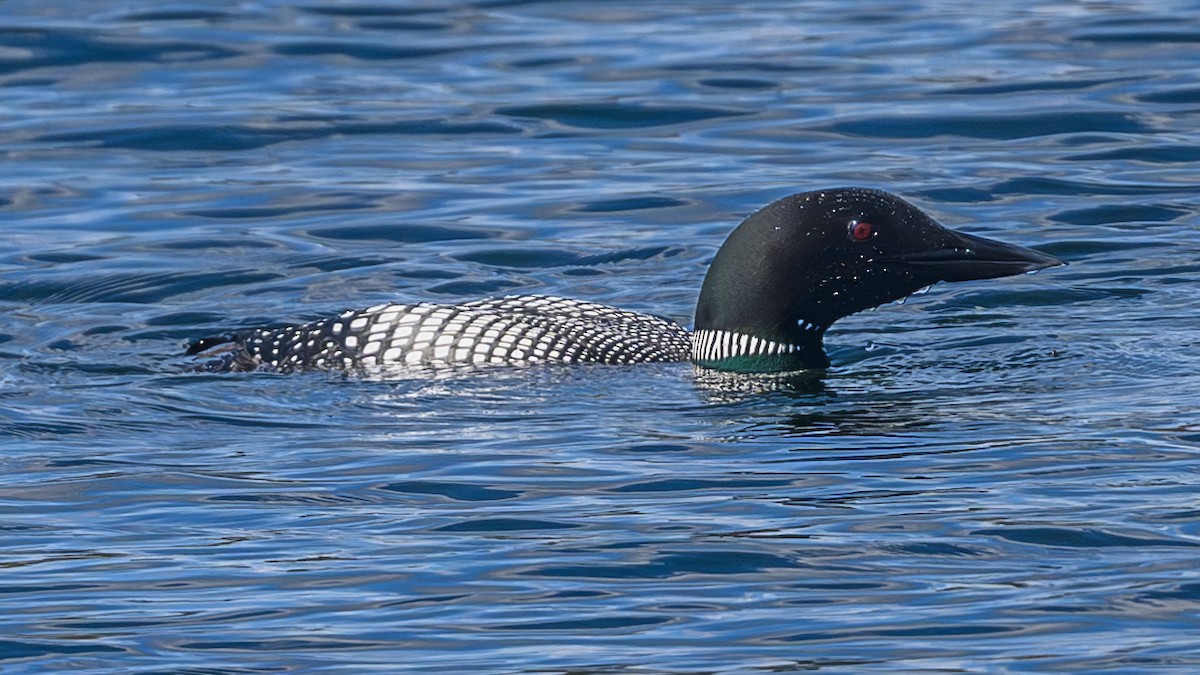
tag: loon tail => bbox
[185,333,260,372]
[186,335,235,356]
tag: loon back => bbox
[188,187,1062,374]
[188,295,692,373]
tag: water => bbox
[2,1,1200,672]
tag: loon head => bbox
[692,187,1063,372]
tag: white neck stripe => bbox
[691,329,806,362]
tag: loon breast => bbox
[191,295,692,373]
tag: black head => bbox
[693,188,1062,372]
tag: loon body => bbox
[188,188,1062,374]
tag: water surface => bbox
[2,1,1200,672]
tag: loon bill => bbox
[187,187,1063,374]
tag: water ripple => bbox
[818,111,1149,140]
[498,102,749,130]
[37,118,522,152]
[0,27,237,76]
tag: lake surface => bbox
[2,1,1200,672]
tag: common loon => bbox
[187,188,1062,374]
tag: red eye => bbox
[848,220,875,242]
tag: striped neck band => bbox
[690,328,815,363]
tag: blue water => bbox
[3,1,1200,672]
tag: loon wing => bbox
[188,294,691,373]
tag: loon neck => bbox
[690,325,829,373]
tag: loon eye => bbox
[848,220,876,242]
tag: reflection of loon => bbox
[187,188,1062,374]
